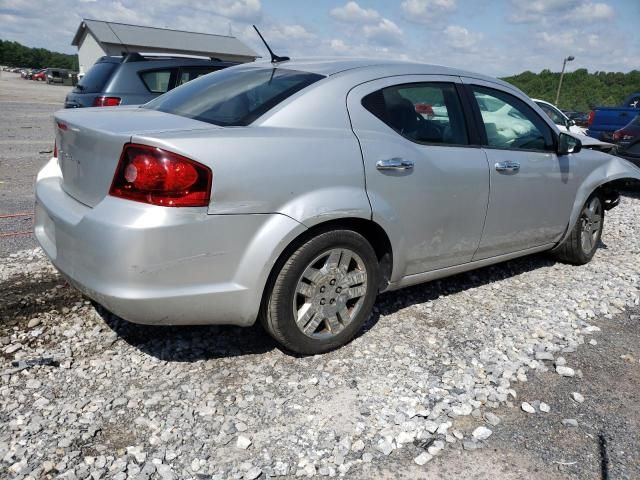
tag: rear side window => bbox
[176,67,220,87]
[361,82,469,145]
[75,62,117,93]
[144,67,324,126]
[140,69,176,93]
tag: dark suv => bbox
[64,53,237,108]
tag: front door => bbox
[464,81,577,259]
[347,76,490,279]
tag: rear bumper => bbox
[35,158,306,326]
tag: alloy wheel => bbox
[293,248,368,339]
[580,196,602,253]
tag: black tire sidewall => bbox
[267,230,379,355]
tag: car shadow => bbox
[97,251,560,361]
[96,304,278,362]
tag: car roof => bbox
[246,57,516,91]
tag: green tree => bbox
[502,69,640,111]
[0,39,78,71]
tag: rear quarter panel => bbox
[132,126,372,225]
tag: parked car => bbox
[613,114,640,162]
[615,136,640,168]
[565,111,589,128]
[533,99,587,135]
[64,53,237,108]
[485,97,610,152]
[45,68,69,84]
[587,92,640,141]
[36,59,640,354]
[21,69,37,79]
[32,69,47,81]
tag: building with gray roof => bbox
[72,19,259,74]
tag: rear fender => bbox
[277,186,372,228]
[555,155,640,248]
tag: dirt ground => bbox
[0,69,639,479]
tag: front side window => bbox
[472,87,554,151]
[144,67,324,126]
[362,82,468,145]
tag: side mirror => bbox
[568,119,576,127]
[558,132,582,155]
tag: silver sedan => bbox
[35,59,640,354]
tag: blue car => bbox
[587,92,640,141]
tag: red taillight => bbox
[54,140,57,158]
[93,96,121,107]
[109,144,212,207]
[587,110,595,128]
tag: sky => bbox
[1,0,639,77]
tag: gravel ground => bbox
[0,71,69,256]
[1,192,639,479]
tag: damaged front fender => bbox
[555,154,640,249]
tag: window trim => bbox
[138,67,179,94]
[360,81,474,148]
[465,84,558,154]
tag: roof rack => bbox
[120,52,229,63]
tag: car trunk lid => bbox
[54,106,219,207]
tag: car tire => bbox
[261,229,379,355]
[554,194,604,265]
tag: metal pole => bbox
[555,57,567,105]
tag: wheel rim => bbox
[293,248,368,339]
[580,197,602,253]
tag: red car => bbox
[32,69,47,81]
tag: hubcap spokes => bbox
[581,198,602,253]
[293,248,368,339]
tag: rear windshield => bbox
[75,62,118,93]
[143,67,324,126]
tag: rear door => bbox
[347,75,490,278]
[463,80,578,259]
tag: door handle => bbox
[376,158,414,171]
[495,161,520,173]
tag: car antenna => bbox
[253,25,289,63]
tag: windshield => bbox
[75,62,118,93]
[143,67,324,126]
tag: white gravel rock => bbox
[521,402,536,413]
[414,452,433,465]
[376,439,394,456]
[484,412,501,426]
[539,402,551,413]
[472,426,493,441]
[236,436,252,450]
[571,392,585,403]
[556,366,576,377]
